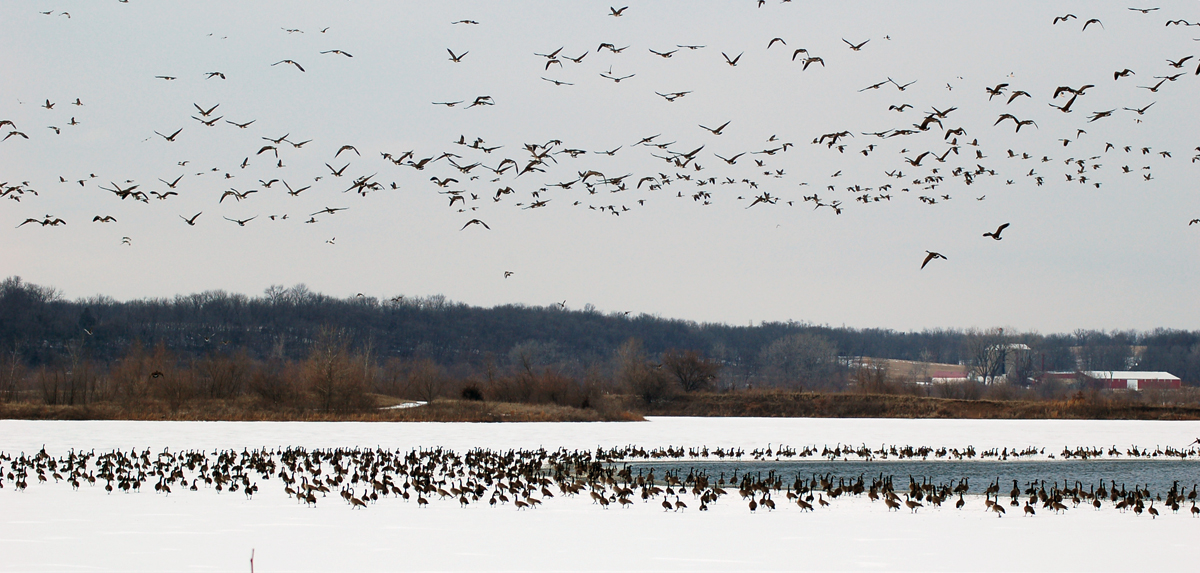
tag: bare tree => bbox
[0,347,23,402]
[616,338,676,404]
[661,349,720,392]
[758,333,839,390]
[407,358,446,403]
[964,328,1008,384]
[304,328,370,412]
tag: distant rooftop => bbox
[1083,371,1180,381]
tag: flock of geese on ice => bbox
[3,3,1200,269]
[5,442,1200,519]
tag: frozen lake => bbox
[2,417,1199,572]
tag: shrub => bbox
[461,384,484,401]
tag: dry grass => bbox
[625,390,1200,420]
[10,389,1200,422]
[0,394,643,422]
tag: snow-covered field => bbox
[3,416,1200,454]
[2,417,1199,573]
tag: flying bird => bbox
[1123,102,1155,115]
[920,251,947,269]
[722,52,743,66]
[17,215,66,228]
[843,38,869,51]
[599,72,635,82]
[699,121,731,135]
[223,215,258,226]
[1166,55,1193,68]
[193,103,219,117]
[461,219,490,230]
[154,128,183,141]
[983,223,1010,240]
[180,212,201,226]
[272,60,305,72]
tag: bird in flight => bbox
[1166,55,1194,68]
[154,128,183,142]
[193,103,219,117]
[843,38,869,51]
[504,271,514,278]
[983,223,1010,240]
[1123,102,1155,115]
[461,219,490,230]
[722,52,743,66]
[272,60,305,72]
[311,207,347,216]
[92,215,117,223]
[283,181,310,196]
[600,72,635,83]
[1082,18,1103,31]
[447,49,468,62]
[609,6,628,17]
[699,121,731,135]
[223,215,257,226]
[320,49,353,57]
[920,251,947,269]
[17,215,66,228]
[715,152,745,165]
[180,212,201,226]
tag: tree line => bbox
[1,276,1198,410]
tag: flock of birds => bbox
[4,443,1200,519]
[3,3,1199,270]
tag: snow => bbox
[2,417,1199,572]
[2,416,1199,455]
[379,401,428,410]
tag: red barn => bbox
[1082,371,1181,391]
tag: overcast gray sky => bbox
[2,1,1198,333]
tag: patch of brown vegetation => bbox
[624,390,1200,420]
[0,394,642,422]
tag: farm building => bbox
[1081,371,1181,391]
